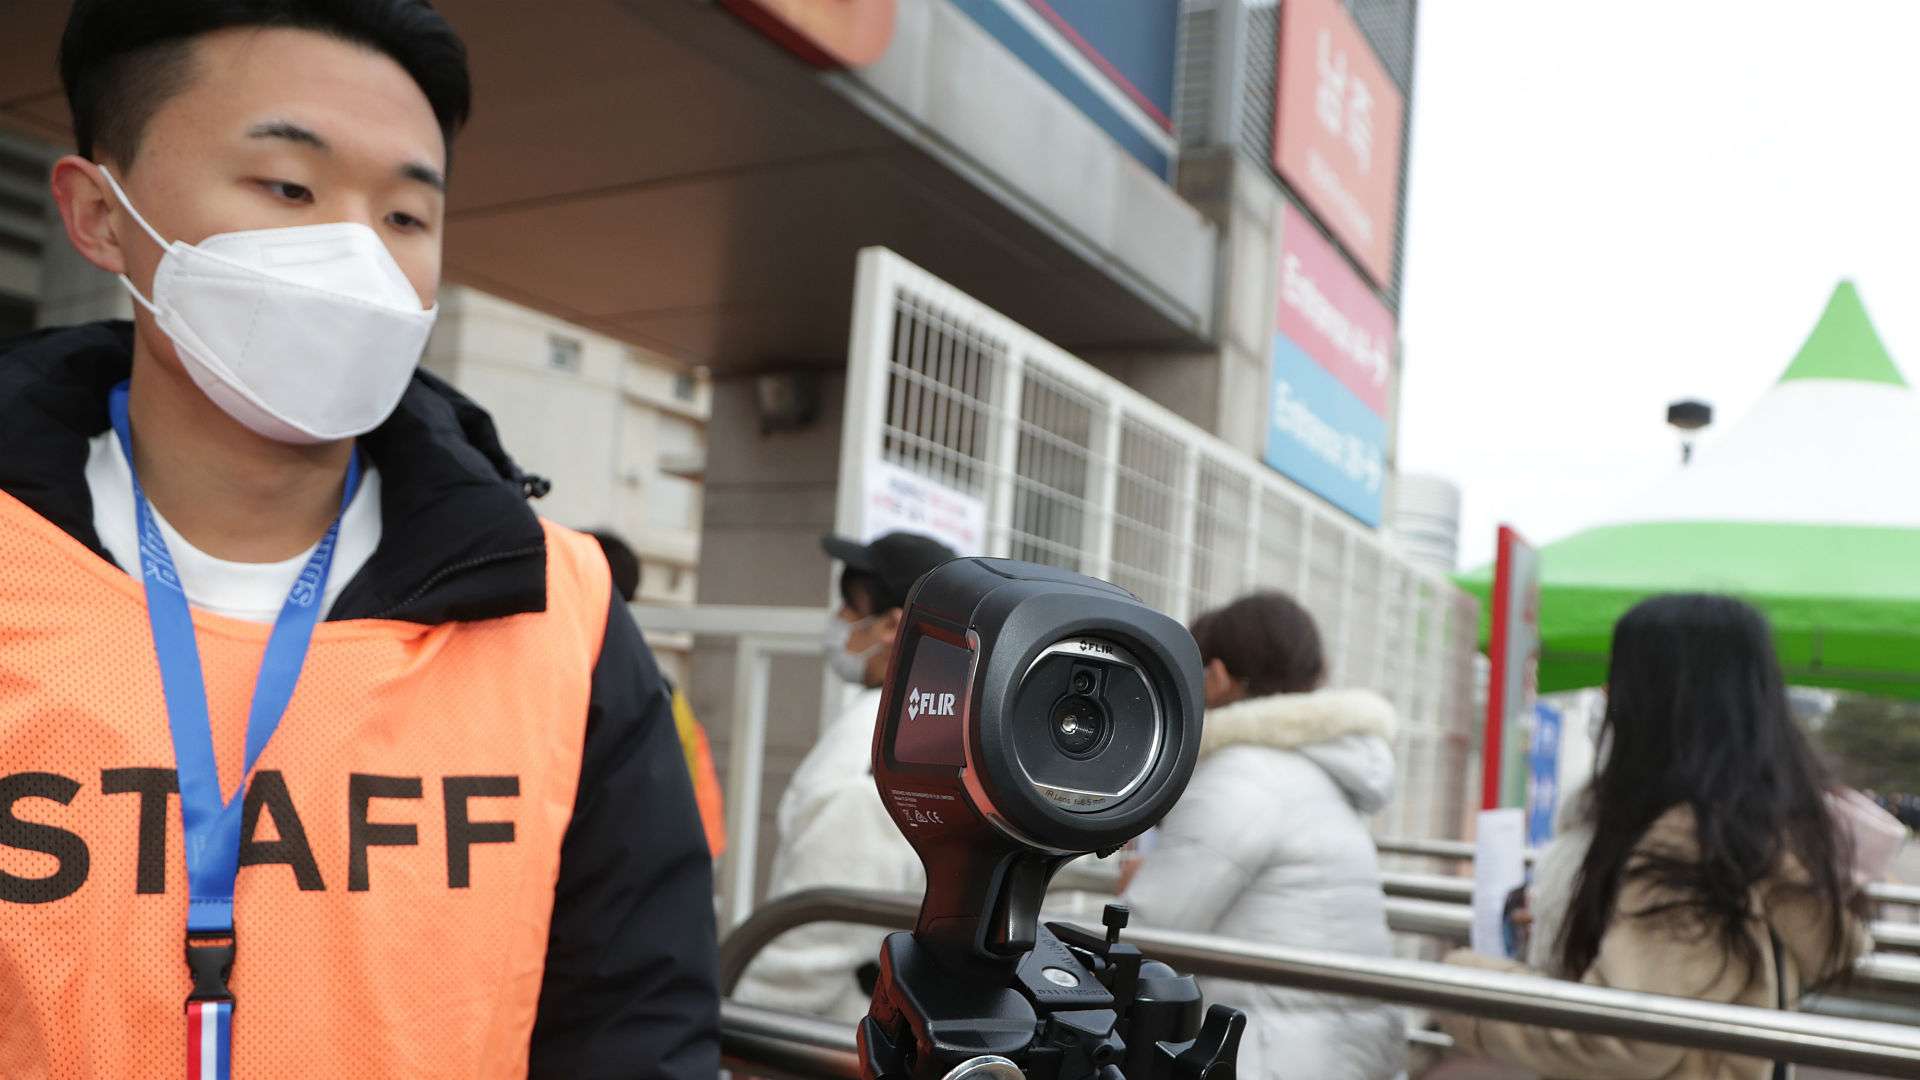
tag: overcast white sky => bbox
[1396,1,1919,571]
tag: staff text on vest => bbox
[0,770,521,903]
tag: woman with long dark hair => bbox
[1441,593,1867,1078]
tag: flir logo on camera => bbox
[906,688,957,721]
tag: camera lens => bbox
[1011,638,1164,813]
[1051,696,1107,758]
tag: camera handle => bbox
[860,902,1245,1080]
[905,828,1074,961]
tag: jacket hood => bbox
[1200,688,1398,812]
[0,321,551,624]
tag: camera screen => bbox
[892,634,975,768]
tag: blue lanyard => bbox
[107,382,360,939]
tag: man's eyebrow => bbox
[247,119,443,193]
[247,120,328,150]
[401,161,447,194]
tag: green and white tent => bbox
[1461,282,1920,700]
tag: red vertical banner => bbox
[1481,525,1541,810]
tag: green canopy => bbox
[1459,282,1920,700]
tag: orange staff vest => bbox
[0,490,607,1079]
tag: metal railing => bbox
[1383,868,1920,916]
[718,888,1920,1076]
[1373,836,1494,864]
[1381,869,1473,904]
[722,1000,860,1079]
[1058,862,1920,952]
[1378,893,1920,973]
[1375,838,1920,913]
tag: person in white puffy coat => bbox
[1124,591,1406,1080]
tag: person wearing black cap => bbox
[733,530,957,1022]
[818,530,960,688]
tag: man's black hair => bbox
[60,0,471,167]
[838,568,885,618]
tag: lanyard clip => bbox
[185,931,236,1006]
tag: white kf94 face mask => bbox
[825,612,885,686]
[100,166,438,445]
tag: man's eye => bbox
[261,180,313,203]
[388,211,425,231]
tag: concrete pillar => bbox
[692,370,846,906]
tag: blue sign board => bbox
[1264,334,1387,527]
[951,0,1180,179]
[1525,702,1563,848]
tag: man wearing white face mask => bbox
[0,3,716,1077]
[734,530,956,1022]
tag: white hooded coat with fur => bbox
[1124,689,1407,1080]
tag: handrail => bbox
[1383,896,1471,941]
[1870,921,1920,954]
[717,889,1920,997]
[1381,870,1472,904]
[721,1000,860,1079]
[629,602,827,639]
[720,888,919,995]
[1379,894,1920,964]
[1375,838,1920,910]
[1868,881,1920,909]
[1856,952,1920,997]
[1077,867,1920,947]
[1373,836,1487,863]
[718,888,1920,1074]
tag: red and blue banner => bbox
[951,0,1180,179]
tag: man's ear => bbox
[878,607,905,642]
[49,156,131,276]
[1202,658,1237,704]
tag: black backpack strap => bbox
[1772,928,1792,1080]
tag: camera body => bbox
[869,558,1202,959]
[861,559,1242,1080]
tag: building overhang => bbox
[0,0,1215,370]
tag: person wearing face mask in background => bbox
[0,3,716,1077]
[733,531,957,1023]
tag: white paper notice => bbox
[862,459,988,555]
[1471,807,1527,959]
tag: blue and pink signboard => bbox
[1265,204,1396,526]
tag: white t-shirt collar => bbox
[86,429,382,623]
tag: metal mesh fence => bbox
[842,248,1481,839]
